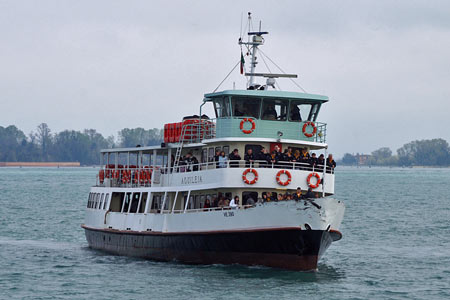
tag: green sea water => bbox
[0,167,449,299]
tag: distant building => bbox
[356,154,371,165]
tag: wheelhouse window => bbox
[289,101,321,122]
[231,97,261,118]
[213,97,231,118]
[261,99,287,121]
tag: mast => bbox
[239,12,268,89]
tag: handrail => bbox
[96,159,334,187]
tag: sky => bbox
[1,0,449,158]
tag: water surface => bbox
[0,167,449,299]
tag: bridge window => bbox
[213,97,231,118]
[262,99,287,121]
[289,101,321,122]
[231,97,261,118]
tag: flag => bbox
[240,51,245,74]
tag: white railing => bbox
[96,160,334,187]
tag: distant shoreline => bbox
[0,162,80,167]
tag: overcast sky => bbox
[1,0,449,157]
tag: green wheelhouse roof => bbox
[204,89,329,103]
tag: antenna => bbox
[238,12,268,88]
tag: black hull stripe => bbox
[83,226,339,271]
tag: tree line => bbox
[0,123,163,165]
[341,138,450,167]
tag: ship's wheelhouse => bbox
[203,90,328,142]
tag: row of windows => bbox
[214,97,321,122]
[87,192,110,210]
[109,192,149,213]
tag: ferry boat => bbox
[82,14,345,271]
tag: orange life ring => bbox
[99,170,105,183]
[240,118,256,134]
[276,170,292,186]
[307,172,321,188]
[242,168,258,185]
[302,121,317,138]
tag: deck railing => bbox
[168,118,327,144]
[96,160,334,187]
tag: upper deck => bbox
[202,89,328,143]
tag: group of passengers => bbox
[215,146,336,170]
[173,152,199,172]
[261,187,322,203]
[203,195,243,209]
[202,187,321,210]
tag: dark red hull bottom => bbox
[83,226,341,271]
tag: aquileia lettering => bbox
[181,175,203,185]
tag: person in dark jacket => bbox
[293,187,305,201]
[228,149,241,168]
[304,187,315,199]
[257,147,270,168]
[327,154,337,170]
[244,148,255,167]
[214,149,220,168]
[317,154,325,172]
[309,153,318,169]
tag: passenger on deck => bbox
[262,104,277,120]
[223,198,230,207]
[230,196,239,208]
[218,151,228,168]
[305,187,315,199]
[286,194,293,200]
[310,153,318,168]
[327,154,337,169]
[257,147,270,167]
[262,192,269,202]
[211,196,218,207]
[217,197,224,207]
[290,105,302,121]
[214,149,221,168]
[277,194,283,202]
[244,148,255,167]
[228,149,241,168]
[203,198,211,209]
[317,154,325,171]
[300,148,310,164]
[293,150,301,163]
[191,154,199,171]
[293,187,304,201]
[246,196,255,206]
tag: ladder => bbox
[172,124,189,173]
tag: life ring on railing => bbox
[307,172,321,188]
[242,168,258,185]
[302,121,317,138]
[240,118,256,134]
[99,170,105,183]
[276,170,292,186]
